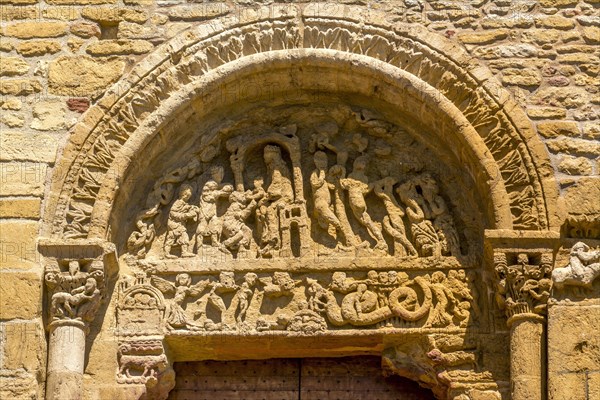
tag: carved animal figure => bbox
[220,190,259,254]
[315,276,432,326]
[118,351,168,379]
[552,242,600,290]
[50,277,101,322]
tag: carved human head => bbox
[313,151,328,169]
[571,241,589,254]
[176,273,191,287]
[431,271,445,283]
[264,145,282,163]
[84,277,97,292]
[179,184,193,200]
[244,272,258,286]
[353,155,368,171]
[367,270,378,281]
[220,271,236,287]
[210,165,224,184]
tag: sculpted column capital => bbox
[39,239,117,332]
[492,251,553,323]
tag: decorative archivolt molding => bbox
[41,4,558,243]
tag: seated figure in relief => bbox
[164,184,198,259]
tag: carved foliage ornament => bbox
[54,17,547,240]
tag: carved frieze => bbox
[115,268,477,335]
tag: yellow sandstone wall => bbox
[0,1,598,399]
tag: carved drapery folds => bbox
[493,251,553,319]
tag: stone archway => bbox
[38,5,560,400]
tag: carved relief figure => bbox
[151,273,209,330]
[373,177,418,257]
[339,156,387,251]
[195,166,233,249]
[397,181,440,257]
[164,184,198,259]
[220,190,261,255]
[235,273,258,324]
[552,242,600,290]
[418,174,460,256]
[51,277,101,321]
[258,145,294,257]
[310,151,351,248]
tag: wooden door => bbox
[169,356,433,399]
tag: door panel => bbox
[169,356,433,400]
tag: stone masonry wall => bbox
[0,0,598,398]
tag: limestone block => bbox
[46,0,116,4]
[167,5,230,21]
[526,107,566,119]
[582,122,600,140]
[81,7,148,24]
[3,21,68,39]
[0,41,14,52]
[582,27,600,44]
[0,220,39,269]
[1,320,46,371]
[70,22,101,38]
[16,40,62,57]
[0,131,60,162]
[547,138,600,156]
[0,5,38,21]
[0,112,25,128]
[86,39,154,56]
[501,68,541,87]
[535,16,576,30]
[0,57,29,77]
[0,197,41,219]
[41,6,81,20]
[0,370,39,400]
[48,56,125,97]
[558,156,593,175]
[557,53,600,64]
[457,29,509,45]
[531,87,589,108]
[31,99,67,131]
[0,0,37,4]
[540,0,579,7]
[537,121,580,138]
[0,79,42,95]
[0,97,22,110]
[562,177,600,219]
[0,162,47,197]
[0,271,42,319]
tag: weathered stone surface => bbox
[0,97,22,110]
[535,16,576,30]
[70,21,101,38]
[561,177,600,219]
[0,57,29,77]
[81,7,148,23]
[66,97,90,113]
[86,39,154,55]
[0,162,47,196]
[0,5,38,20]
[16,40,62,56]
[457,29,509,44]
[531,87,589,108]
[3,21,68,38]
[547,138,600,156]
[582,122,600,140]
[537,121,580,138]
[0,197,41,218]
[558,156,593,175]
[0,79,41,95]
[167,5,230,21]
[0,271,42,318]
[501,68,541,86]
[1,321,46,370]
[48,56,125,96]
[0,370,40,400]
[46,0,116,3]
[527,107,567,119]
[30,99,67,131]
[539,0,579,7]
[0,112,25,127]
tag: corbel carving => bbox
[552,241,600,291]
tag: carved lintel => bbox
[493,251,553,321]
[40,239,117,332]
